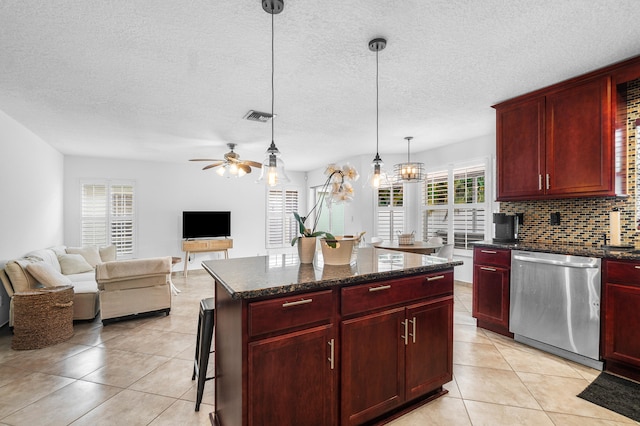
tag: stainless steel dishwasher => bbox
[510,250,602,369]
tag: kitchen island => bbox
[203,247,462,426]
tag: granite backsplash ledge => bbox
[499,197,636,247]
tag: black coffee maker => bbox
[492,213,523,243]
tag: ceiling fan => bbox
[190,143,262,177]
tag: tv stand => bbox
[182,238,233,277]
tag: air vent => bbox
[243,110,273,123]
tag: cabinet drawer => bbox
[183,240,209,251]
[248,290,333,337]
[474,247,511,268]
[341,272,453,317]
[605,260,640,286]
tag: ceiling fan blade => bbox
[244,160,263,168]
[238,164,252,174]
[190,158,224,162]
[203,162,224,170]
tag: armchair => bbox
[96,256,172,324]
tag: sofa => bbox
[0,245,172,326]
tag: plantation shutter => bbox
[453,165,485,249]
[81,184,108,247]
[422,171,449,242]
[377,184,404,242]
[267,189,299,248]
[81,181,135,258]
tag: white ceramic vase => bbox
[297,237,317,264]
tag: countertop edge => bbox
[472,241,640,260]
[205,260,462,300]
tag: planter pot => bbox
[297,237,317,264]
[320,237,358,265]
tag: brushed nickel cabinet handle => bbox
[369,284,391,292]
[538,174,542,191]
[635,266,640,270]
[426,275,445,281]
[282,298,312,308]
[546,173,550,190]
[401,320,408,345]
[481,250,497,254]
[409,317,416,344]
[481,267,497,272]
[328,339,335,370]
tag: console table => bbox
[182,239,233,277]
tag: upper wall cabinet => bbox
[495,76,613,201]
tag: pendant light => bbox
[257,0,290,187]
[394,136,425,182]
[367,38,389,188]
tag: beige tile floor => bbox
[0,273,637,425]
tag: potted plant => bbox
[291,163,359,263]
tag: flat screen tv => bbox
[182,211,231,239]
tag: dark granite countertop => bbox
[472,241,640,260]
[202,247,463,300]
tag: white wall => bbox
[0,110,64,326]
[0,110,64,258]
[64,156,307,272]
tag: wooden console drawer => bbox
[605,260,640,286]
[248,290,333,338]
[474,247,511,268]
[341,272,453,317]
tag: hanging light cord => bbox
[271,11,275,144]
[375,49,379,156]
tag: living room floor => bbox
[0,273,634,426]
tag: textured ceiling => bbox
[2,1,640,171]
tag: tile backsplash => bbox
[499,78,639,248]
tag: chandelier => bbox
[394,136,425,182]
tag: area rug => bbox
[577,372,640,422]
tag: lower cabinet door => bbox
[341,307,405,426]
[248,324,335,426]
[604,283,640,367]
[405,297,453,401]
[472,264,510,332]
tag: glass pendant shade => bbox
[257,0,288,187]
[258,141,290,186]
[367,154,389,188]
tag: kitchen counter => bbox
[203,247,462,299]
[473,241,640,260]
[204,247,462,425]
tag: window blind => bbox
[81,181,135,258]
[267,189,299,248]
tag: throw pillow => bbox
[66,246,102,268]
[58,253,93,275]
[99,245,117,262]
[26,262,73,288]
[4,258,40,293]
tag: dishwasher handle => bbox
[512,254,598,269]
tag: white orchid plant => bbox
[291,163,359,247]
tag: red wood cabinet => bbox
[472,247,512,337]
[602,260,640,382]
[214,269,455,426]
[495,76,613,201]
[340,272,453,426]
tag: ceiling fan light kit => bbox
[189,143,261,178]
[257,0,290,187]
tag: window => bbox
[376,184,404,242]
[266,189,299,248]
[81,181,135,258]
[423,163,487,249]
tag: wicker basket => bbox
[398,233,415,245]
[12,285,74,350]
